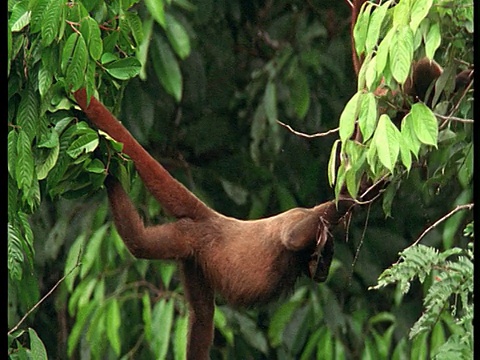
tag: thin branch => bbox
[348,202,372,286]
[434,113,474,124]
[406,203,474,251]
[8,254,82,336]
[276,120,339,138]
[441,79,474,128]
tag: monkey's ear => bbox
[280,212,324,251]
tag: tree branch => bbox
[276,120,339,138]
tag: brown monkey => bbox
[73,89,355,359]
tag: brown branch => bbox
[276,119,339,138]
[8,254,82,336]
[400,203,474,260]
[435,113,474,124]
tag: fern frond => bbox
[368,244,456,293]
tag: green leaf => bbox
[289,69,310,119]
[106,299,121,355]
[41,0,62,46]
[67,302,96,356]
[105,57,142,80]
[375,28,393,74]
[16,131,35,190]
[63,33,88,91]
[81,17,103,61]
[424,22,441,60]
[38,64,53,97]
[410,0,433,33]
[28,328,48,360]
[145,0,165,28]
[365,56,380,91]
[8,223,24,280]
[398,132,412,172]
[159,262,177,288]
[264,81,277,123]
[125,12,144,46]
[8,130,18,178]
[17,86,39,143]
[64,233,85,292]
[400,113,422,156]
[410,103,438,147]
[374,114,400,172]
[393,0,410,27]
[173,314,188,360]
[353,1,373,56]
[328,140,340,187]
[66,130,99,159]
[268,300,301,347]
[151,299,174,359]
[9,2,31,32]
[365,1,389,52]
[142,292,152,342]
[36,135,60,180]
[165,14,191,59]
[358,92,377,142]
[151,33,183,102]
[389,25,414,84]
[79,224,108,278]
[339,91,362,143]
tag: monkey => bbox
[73,88,357,359]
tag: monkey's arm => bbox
[74,89,213,221]
[107,178,194,260]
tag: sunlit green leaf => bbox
[374,114,400,172]
[353,1,373,56]
[365,1,389,52]
[424,22,441,60]
[145,0,165,28]
[339,91,362,143]
[389,25,414,84]
[358,91,377,141]
[151,299,174,359]
[173,314,188,360]
[410,103,438,147]
[106,299,121,355]
[410,0,433,33]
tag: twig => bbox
[276,120,339,138]
[348,202,372,286]
[441,79,474,128]
[405,203,474,252]
[434,113,474,124]
[8,254,82,336]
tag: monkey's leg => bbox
[182,259,215,360]
[106,179,193,260]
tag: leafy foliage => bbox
[370,241,473,357]
[330,0,473,207]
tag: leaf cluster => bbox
[370,242,473,357]
[330,0,473,214]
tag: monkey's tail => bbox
[73,88,214,221]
